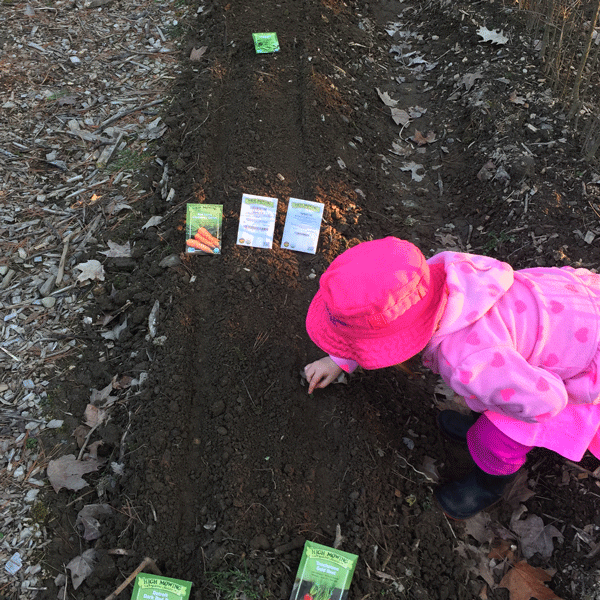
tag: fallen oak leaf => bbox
[477,26,508,45]
[75,259,105,283]
[498,561,562,600]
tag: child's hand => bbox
[304,357,343,394]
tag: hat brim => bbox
[306,262,447,369]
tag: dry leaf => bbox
[509,91,528,106]
[67,549,98,590]
[101,318,128,341]
[47,455,104,493]
[76,504,113,540]
[477,26,508,45]
[461,72,483,92]
[465,511,494,545]
[408,106,426,118]
[391,140,412,156]
[90,381,116,404]
[75,260,105,283]
[503,470,535,509]
[73,424,91,448]
[84,404,107,428]
[489,539,516,562]
[411,129,436,145]
[376,87,398,107]
[391,108,410,126]
[142,216,163,229]
[98,240,132,258]
[189,46,207,60]
[87,440,104,459]
[510,513,564,559]
[435,232,460,248]
[401,161,425,182]
[454,541,496,588]
[498,561,562,600]
[421,456,440,483]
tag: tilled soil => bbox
[38,0,600,599]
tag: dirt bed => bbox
[34,0,600,599]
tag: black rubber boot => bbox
[434,464,516,520]
[436,410,479,444]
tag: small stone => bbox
[41,296,56,308]
[39,275,55,297]
[211,400,225,416]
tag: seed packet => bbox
[130,573,192,600]
[236,193,278,249]
[252,32,280,54]
[281,198,324,254]
[186,204,222,255]
[289,541,358,600]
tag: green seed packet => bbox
[130,573,192,600]
[185,203,223,254]
[252,32,280,54]
[289,541,358,600]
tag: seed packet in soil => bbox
[130,573,192,600]
[252,32,280,53]
[289,541,358,600]
[185,204,222,254]
[236,193,278,249]
[281,197,324,254]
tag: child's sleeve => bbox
[440,347,569,423]
[330,355,358,373]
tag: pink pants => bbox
[467,415,533,476]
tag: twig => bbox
[442,512,457,539]
[77,424,100,460]
[103,557,161,600]
[65,489,97,507]
[56,232,72,286]
[98,99,163,131]
[0,347,21,362]
[565,459,600,480]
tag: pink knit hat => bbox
[306,237,447,369]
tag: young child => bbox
[304,237,600,519]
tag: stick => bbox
[98,100,163,131]
[56,233,72,286]
[103,557,161,600]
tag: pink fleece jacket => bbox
[422,251,600,462]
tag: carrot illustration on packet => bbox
[185,204,223,255]
[194,227,220,250]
